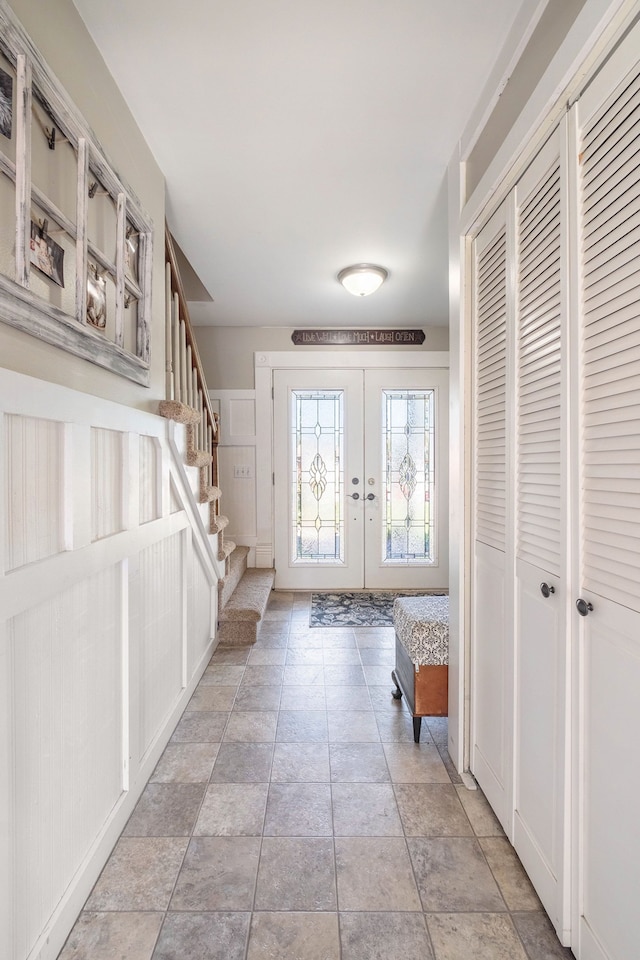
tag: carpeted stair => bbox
[218,547,275,644]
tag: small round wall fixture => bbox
[337,263,388,297]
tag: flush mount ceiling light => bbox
[337,263,388,297]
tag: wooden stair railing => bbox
[160,224,234,562]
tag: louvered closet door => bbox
[471,204,513,831]
[513,128,569,937]
[573,26,640,960]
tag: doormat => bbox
[310,591,446,627]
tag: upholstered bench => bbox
[391,595,449,743]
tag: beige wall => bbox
[195,324,450,390]
[2,0,166,412]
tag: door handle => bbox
[348,492,360,500]
[576,598,594,617]
[540,582,555,598]
[365,492,376,501]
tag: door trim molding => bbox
[254,350,450,574]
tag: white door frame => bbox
[255,350,449,574]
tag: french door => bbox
[273,366,448,590]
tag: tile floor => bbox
[59,591,574,960]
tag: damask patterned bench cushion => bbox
[393,595,449,666]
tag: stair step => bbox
[211,514,229,535]
[218,567,275,645]
[218,545,249,609]
[218,539,236,562]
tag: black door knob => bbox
[366,493,376,501]
[349,492,360,500]
[576,598,594,617]
[540,582,555,598]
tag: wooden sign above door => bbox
[291,329,425,346]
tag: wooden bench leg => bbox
[413,716,422,743]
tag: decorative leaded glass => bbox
[291,390,344,563]
[382,389,435,563]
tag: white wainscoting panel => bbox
[189,542,215,673]
[91,427,124,541]
[133,531,184,762]
[10,565,123,960]
[139,435,161,525]
[4,414,65,571]
[228,397,256,437]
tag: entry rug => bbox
[310,591,445,627]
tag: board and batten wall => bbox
[0,368,218,960]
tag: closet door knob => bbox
[348,492,360,500]
[366,493,376,501]
[540,582,555,598]
[576,598,594,617]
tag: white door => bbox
[273,367,448,590]
[471,202,513,833]
[512,126,570,937]
[571,30,640,960]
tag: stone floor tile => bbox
[408,837,506,912]
[454,784,505,836]
[327,711,380,743]
[58,912,163,960]
[275,711,329,742]
[150,743,219,783]
[285,647,324,665]
[247,646,287,665]
[321,633,358,649]
[252,631,288,648]
[480,837,543,910]
[188,685,237,712]
[279,685,327,711]
[322,648,363,665]
[375,711,421,743]
[200,664,245,685]
[246,912,340,960]
[210,742,274,782]
[194,782,268,836]
[123,783,205,837]
[335,837,421,911]
[223,710,278,742]
[358,647,395,665]
[354,627,395,646]
[254,837,337,910]
[329,742,389,782]
[170,711,228,743]
[262,609,291,622]
[427,913,528,960]
[283,664,325,685]
[395,783,474,836]
[210,646,251,664]
[241,665,285,686]
[363,665,397,686]
[152,912,250,960]
[264,782,333,836]
[511,912,574,958]
[324,685,372,711]
[332,782,403,836]
[271,742,331,782]
[368,684,406,711]
[339,912,434,960]
[383,742,450,783]
[86,838,188,911]
[323,664,366,685]
[170,837,260,910]
[233,684,282,711]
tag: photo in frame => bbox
[87,262,106,329]
[0,66,12,138]
[30,220,64,287]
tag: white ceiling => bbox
[72,0,524,328]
